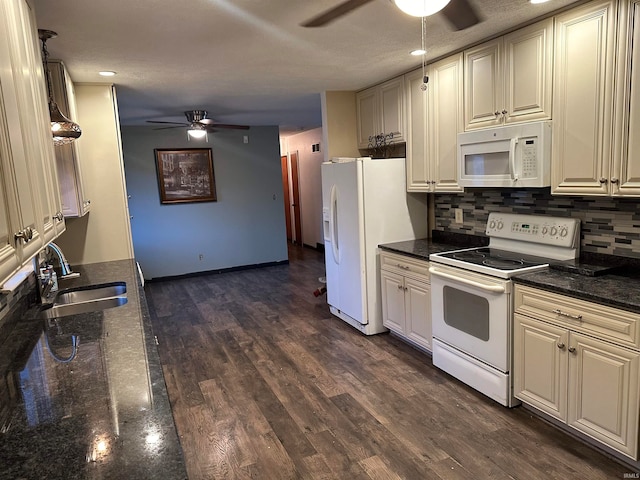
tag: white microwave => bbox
[457,121,552,188]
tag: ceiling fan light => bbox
[394,0,452,17]
[187,123,207,139]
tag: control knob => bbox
[489,220,496,229]
[560,227,568,238]
[542,226,548,235]
[497,221,503,230]
[550,226,558,236]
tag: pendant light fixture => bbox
[394,0,451,17]
[38,29,82,146]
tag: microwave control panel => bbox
[521,138,537,178]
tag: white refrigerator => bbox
[321,157,428,335]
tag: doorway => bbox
[280,152,302,245]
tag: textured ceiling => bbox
[31,0,581,135]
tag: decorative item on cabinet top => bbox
[38,30,81,146]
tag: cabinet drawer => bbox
[380,251,429,282]
[515,285,640,350]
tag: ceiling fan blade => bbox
[301,0,376,27]
[147,120,188,125]
[152,125,184,131]
[207,123,250,130]
[440,0,481,31]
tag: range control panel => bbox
[486,213,580,248]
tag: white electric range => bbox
[428,213,580,407]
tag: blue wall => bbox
[121,126,288,279]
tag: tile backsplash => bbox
[434,189,640,258]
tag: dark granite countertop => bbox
[0,260,187,480]
[379,233,488,261]
[512,268,640,314]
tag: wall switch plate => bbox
[454,208,463,224]
[243,135,249,144]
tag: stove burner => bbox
[452,251,487,261]
[482,258,525,269]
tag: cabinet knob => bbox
[397,284,403,290]
[494,111,500,116]
[557,342,565,350]
[611,177,619,184]
[54,211,64,222]
[599,177,608,184]
[14,227,34,243]
[568,346,576,354]
[501,110,508,115]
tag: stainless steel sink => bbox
[37,281,128,319]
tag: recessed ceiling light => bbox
[411,49,427,56]
[530,0,550,3]
[98,71,116,77]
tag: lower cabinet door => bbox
[381,269,405,333]
[404,277,431,351]
[514,314,568,421]
[568,332,640,459]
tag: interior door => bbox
[290,152,302,245]
[280,155,292,242]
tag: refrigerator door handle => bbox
[330,185,339,264]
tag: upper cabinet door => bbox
[429,53,464,192]
[503,18,554,125]
[404,68,430,192]
[48,60,91,217]
[464,38,503,130]
[551,0,617,195]
[378,77,405,143]
[464,18,553,131]
[612,0,640,196]
[356,87,378,149]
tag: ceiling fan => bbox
[301,0,481,30]
[147,110,249,138]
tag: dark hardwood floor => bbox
[146,244,632,479]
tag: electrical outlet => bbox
[198,254,204,261]
[454,208,463,224]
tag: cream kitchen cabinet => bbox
[551,0,618,195]
[611,0,640,196]
[380,251,431,351]
[356,77,405,149]
[48,60,91,217]
[426,53,464,192]
[514,284,640,460]
[0,0,65,285]
[464,18,553,131]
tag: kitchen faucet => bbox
[39,242,80,303]
[46,242,79,279]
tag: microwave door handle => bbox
[510,137,519,182]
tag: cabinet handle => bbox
[568,346,576,354]
[14,227,34,243]
[397,284,403,290]
[396,264,410,270]
[557,342,565,350]
[54,211,64,222]
[552,309,582,321]
[494,111,500,116]
[599,177,608,184]
[501,110,508,115]
[611,177,619,184]
[403,286,408,291]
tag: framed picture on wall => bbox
[154,148,216,204]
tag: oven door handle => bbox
[429,267,506,293]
